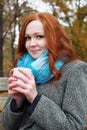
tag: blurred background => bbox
[0,0,87,77]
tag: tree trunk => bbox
[0,2,3,76]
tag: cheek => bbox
[42,43,47,49]
[25,42,29,49]
[43,40,47,48]
[40,40,47,49]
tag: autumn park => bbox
[0,0,87,129]
[0,0,87,76]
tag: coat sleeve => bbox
[30,62,87,130]
[1,96,24,130]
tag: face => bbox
[25,20,47,59]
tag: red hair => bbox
[13,12,78,82]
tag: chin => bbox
[32,55,40,59]
[30,52,45,59]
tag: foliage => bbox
[44,0,87,61]
[2,0,34,76]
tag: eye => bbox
[36,35,44,40]
[25,36,31,41]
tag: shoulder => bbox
[59,60,87,100]
[61,60,87,74]
[59,60,87,85]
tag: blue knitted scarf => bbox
[17,50,64,84]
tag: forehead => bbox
[25,20,44,34]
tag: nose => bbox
[29,38,36,46]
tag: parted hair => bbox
[13,12,78,82]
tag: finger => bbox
[8,89,18,95]
[19,68,34,80]
[11,79,29,90]
[8,80,19,90]
[13,70,29,83]
[9,68,14,76]
[8,76,17,83]
[13,87,27,95]
[13,69,34,84]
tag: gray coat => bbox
[1,60,87,130]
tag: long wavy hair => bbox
[13,12,78,82]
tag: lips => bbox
[30,49,40,53]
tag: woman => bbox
[1,12,87,130]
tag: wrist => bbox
[10,99,26,112]
[16,100,24,108]
[27,94,41,116]
[29,92,38,103]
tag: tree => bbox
[2,0,34,76]
[70,4,87,61]
[42,0,87,61]
[0,0,4,76]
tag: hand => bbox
[8,69,25,107]
[11,68,38,103]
